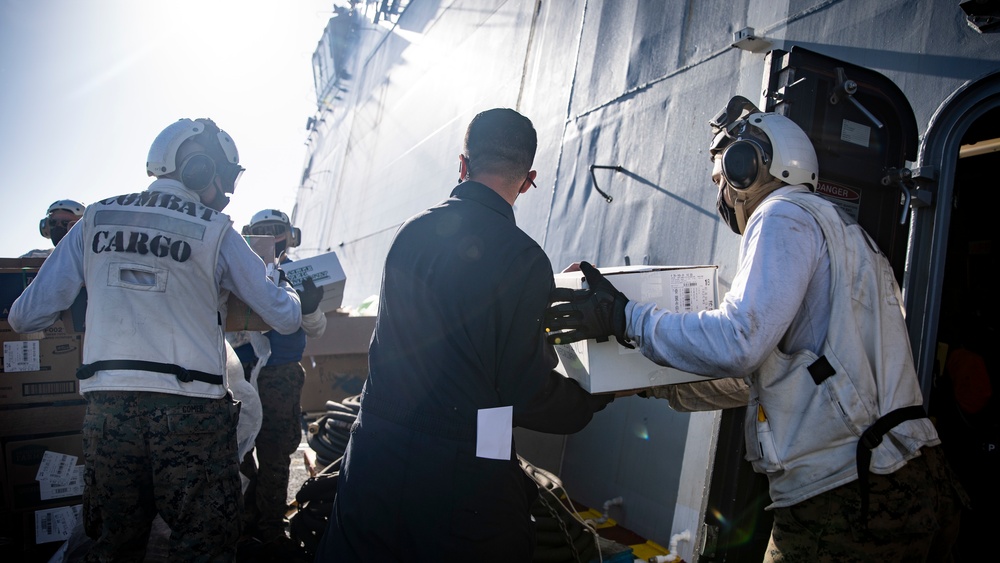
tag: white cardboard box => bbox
[552,265,719,393]
[283,252,346,313]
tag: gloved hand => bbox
[545,261,633,349]
[271,265,291,286]
[297,277,324,315]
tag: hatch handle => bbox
[898,183,912,226]
[590,165,623,203]
[831,68,884,130]
[882,167,916,225]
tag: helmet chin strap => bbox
[727,177,784,234]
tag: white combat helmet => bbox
[39,199,86,239]
[243,209,302,249]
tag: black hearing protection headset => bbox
[720,138,771,191]
[179,152,217,192]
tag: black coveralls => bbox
[316,182,607,562]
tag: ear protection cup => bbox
[39,218,49,239]
[290,227,302,248]
[721,139,770,190]
[179,153,217,192]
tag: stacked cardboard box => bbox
[1,257,86,557]
[300,313,374,415]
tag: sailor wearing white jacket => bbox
[8,118,302,562]
[545,97,965,563]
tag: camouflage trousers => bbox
[240,361,305,541]
[82,391,242,563]
[765,446,966,563]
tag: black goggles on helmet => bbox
[248,222,289,237]
[709,95,763,159]
[47,218,77,229]
[219,163,245,195]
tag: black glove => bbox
[275,266,290,285]
[297,277,324,315]
[545,261,633,349]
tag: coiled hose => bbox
[306,394,361,467]
[294,396,603,562]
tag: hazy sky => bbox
[0,0,340,257]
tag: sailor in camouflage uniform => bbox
[234,209,326,548]
[9,118,303,562]
[546,97,966,562]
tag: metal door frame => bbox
[904,70,1000,405]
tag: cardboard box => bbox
[283,252,346,313]
[2,256,86,334]
[552,265,719,393]
[2,318,81,343]
[1,260,43,321]
[0,402,87,440]
[302,313,375,357]
[225,236,276,332]
[300,314,374,414]
[300,354,368,415]
[0,336,82,406]
[0,320,44,343]
[3,433,84,511]
[0,259,47,269]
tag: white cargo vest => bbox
[78,181,232,398]
[744,191,940,508]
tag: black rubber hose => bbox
[307,432,341,465]
[324,400,355,414]
[323,410,358,426]
[341,394,362,410]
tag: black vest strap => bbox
[856,405,927,527]
[76,360,224,386]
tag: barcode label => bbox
[37,451,79,481]
[34,505,82,544]
[23,380,76,396]
[670,272,717,312]
[3,340,40,372]
[40,465,85,500]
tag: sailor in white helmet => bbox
[21,199,87,258]
[545,96,966,562]
[233,209,326,552]
[8,118,303,561]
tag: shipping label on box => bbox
[552,265,719,393]
[283,252,346,313]
[35,504,83,544]
[4,433,84,511]
[0,335,82,405]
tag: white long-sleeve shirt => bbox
[627,185,831,377]
[628,186,937,508]
[10,208,302,338]
[8,181,302,398]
